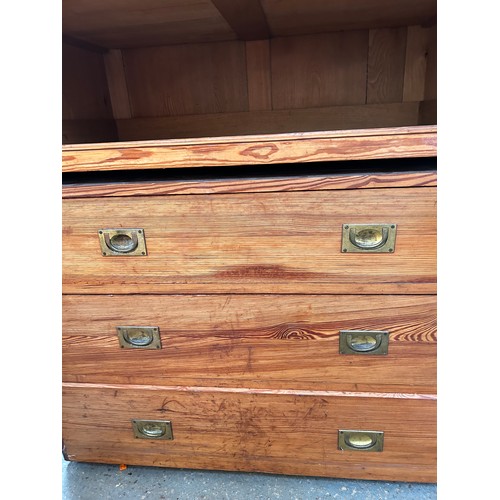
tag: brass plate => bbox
[339,330,389,355]
[132,420,173,440]
[98,228,147,256]
[338,430,384,452]
[341,224,396,253]
[117,326,162,349]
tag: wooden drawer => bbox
[62,383,436,483]
[62,186,436,295]
[63,294,436,393]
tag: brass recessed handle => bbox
[98,229,147,256]
[349,226,388,249]
[338,430,384,452]
[341,224,396,253]
[117,326,162,349]
[105,232,138,253]
[132,420,173,440]
[339,330,389,355]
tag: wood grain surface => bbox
[123,41,248,117]
[367,28,407,104]
[62,187,436,295]
[62,171,437,199]
[62,126,437,172]
[403,25,436,102]
[245,40,272,111]
[62,43,113,121]
[423,26,437,101]
[271,32,368,109]
[63,294,436,393]
[103,50,132,119]
[62,383,437,482]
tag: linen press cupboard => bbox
[62,0,437,483]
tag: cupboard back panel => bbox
[62,24,436,144]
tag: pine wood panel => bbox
[261,0,437,36]
[62,0,236,49]
[62,171,437,199]
[103,50,132,119]
[62,43,113,120]
[62,384,437,482]
[62,187,436,295]
[424,26,437,101]
[367,28,407,104]
[63,294,436,392]
[123,41,248,117]
[62,126,437,172]
[403,25,436,102]
[271,32,368,109]
[245,40,272,111]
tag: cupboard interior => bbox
[62,0,436,145]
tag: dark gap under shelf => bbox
[62,157,437,186]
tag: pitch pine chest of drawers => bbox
[62,0,437,484]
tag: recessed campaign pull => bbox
[98,228,147,256]
[338,430,384,452]
[132,420,173,440]
[339,330,389,355]
[116,326,162,349]
[342,224,396,253]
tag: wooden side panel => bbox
[62,187,436,295]
[367,28,407,104]
[271,32,368,109]
[245,40,272,111]
[62,384,437,482]
[62,43,117,144]
[123,41,248,117]
[62,43,113,120]
[63,294,436,393]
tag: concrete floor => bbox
[62,457,437,499]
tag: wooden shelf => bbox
[62,125,437,173]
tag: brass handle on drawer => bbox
[98,228,147,256]
[132,420,173,440]
[339,330,388,355]
[341,224,396,253]
[117,326,162,349]
[338,430,384,452]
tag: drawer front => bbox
[62,187,436,294]
[63,294,436,393]
[63,384,437,483]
